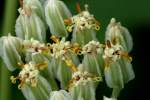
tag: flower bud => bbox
[22,0,45,20]
[49,90,71,100]
[105,18,133,52]
[65,5,100,45]
[22,75,52,100]
[82,41,104,76]
[45,0,72,37]
[70,82,96,100]
[103,41,135,98]
[15,0,46,42]
[0,34,23,71]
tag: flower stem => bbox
[0,0,18,100]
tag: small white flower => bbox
[51,38,71,59]
[67,10,100,32]
[10,61,49,89]
[103,41,123,62]
[19,62,39,86]
[69,66,102,88]
[23,39,46,53]
[82,40,102,54]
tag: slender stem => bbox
[0,0,18,100]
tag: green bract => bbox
[0,34,23,71]
[105,18,133,52]
[45,0,71,37]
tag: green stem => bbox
[0,0,18,100]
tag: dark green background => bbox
[0,0,149,100]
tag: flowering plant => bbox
[0,0,135,100]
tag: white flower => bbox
[67,9,100,32]
[69,65,102,88]
[10,62,42,89]
[82,40,102,54]
[19,62,39,85]
[23,39,46,53]
[51,38,71,59]
[103,42,123,62]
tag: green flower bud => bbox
[82,41,104,76]
[65,5,100,45]
[49,90,71,100]
[45,0,72,37]
[0,34,23,71]
[105,18,133,52]
[22,0,45,20]
[22,75,52,100]
[16,0,46,42]
[103,41,135,98]
[15,11,46,42]
[70,83,96,100]
[49,58,72,89]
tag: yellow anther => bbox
[18,81,24,89]
[64,19,72,25]
[47,43,51,48]
[17,62,24,68]
[65,59,78,72]
[65,59,73,67]
[50,35,60,43]
[10,76,17,84]
[128,56,133,62]
[93,77,102,82]
[95,24,100,31]
[36,61,48,70]
[66,26,73,33]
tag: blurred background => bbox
[0,0,150,100]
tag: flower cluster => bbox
[0,0,135,100]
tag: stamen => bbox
[64,19,72,25]
[95,24,100,30]
[50,35,60,43]
[106,40,111,48]
[18,80,24,89]
[76,3,81,13]
[119,51,132,62]
[35,61,48,70]
[65,59,78,72]
[19,0,23,8]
